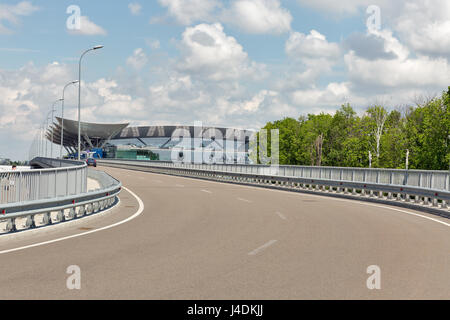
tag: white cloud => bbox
[286,30,340,61]
[128,3,142,15]
[68,16,107,36]
[295,0,378,15]
[222,0,292,34]
[291,82,351,108]
[146,39,161,49]
[0,1,39,34]
[296,0,450,58]
[345,29,450,88]
[177,23,266,81]
[156,0,291,35]
[393,0,450,57]
[126,48,148,70]
[158,0,220,25]
[281,30,341,90]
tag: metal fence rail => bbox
[98,159,450,191]
[98,159,450,218]
[0,158,121,234]
[0,159,87,205]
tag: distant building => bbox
[47,118,253,164]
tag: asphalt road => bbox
[0,166,449,299]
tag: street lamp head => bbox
[93,45,104,50]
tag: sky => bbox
[0,0,449,160]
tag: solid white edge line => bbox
[0,186,144,255]
[248,240,278,256]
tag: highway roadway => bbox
[0,166,449,299]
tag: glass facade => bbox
[104,136,251,164]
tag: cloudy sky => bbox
[1,0,449,160]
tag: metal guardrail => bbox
[98,159,450,218]
[0,158,122,234]
[101,160,450,191]
[1,158,87,205]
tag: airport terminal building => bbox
[47,117,254,164]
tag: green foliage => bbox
[262,88,450,170]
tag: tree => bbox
[260,87,450,170]
[263,117,302,165]
[366,105,388,164]
[299,113,332,166]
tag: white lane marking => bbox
[341,200,450,228]
[154,179,162,183]
[248,240,278,256]
[237,197,252,203]
[201,189,212,194]
[0,186,144,255]
[108,167,450,228]
[275,212,287,220]
[175,184,185,188]
[173,175,450,227]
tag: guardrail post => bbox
[54,170,57,198]
[66,168,69,196]
[18,171,22,202]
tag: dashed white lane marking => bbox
[0,186,144,255]
[275,212,287,220]
[175,184,185,188]
[237,197,252,203]
[201,189,212,194]
[248,240,278,256]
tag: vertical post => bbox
[406,149,409,170]
[78,53,82,161]
[51,107,54,158]
[18,171,22,202]
[54,169,57,197]
[61,97,64,159]
[78,46,104,161]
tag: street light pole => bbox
[44,110,52,157]
[50,99,63,159]
[77,45,104,160]
[61,81,79,159]
[40,124,44,157]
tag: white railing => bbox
[0,158,121,234]
[0,159,87,205]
